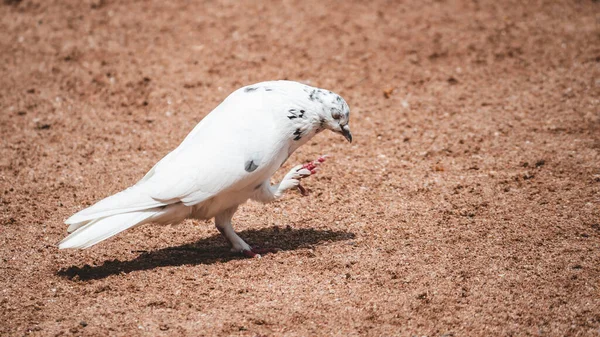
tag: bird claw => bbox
[297,184,308,196]
[294,155,328,196]
[298,155,328,174]
[241,247,281,258]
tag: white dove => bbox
[59,80,352,257]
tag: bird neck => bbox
[283,106,323,153]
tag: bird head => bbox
[319,92,352,143]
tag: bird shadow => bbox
[57,226,355,281]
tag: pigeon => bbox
[58,80,352,257]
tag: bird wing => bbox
[141,87,288,206]
[66,84,290,225]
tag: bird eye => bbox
[331,109,341,120]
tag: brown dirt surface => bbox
[1,0,600,336]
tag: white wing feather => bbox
[143,87,286,205]
[68,86,287,221]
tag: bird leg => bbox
[214,207,280,258]
[214,207,251,252]
[241,156,329,257]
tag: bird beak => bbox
[340,124,352,143]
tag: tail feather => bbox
[59,204,192,249]
[59,210,158,249]
[67,219,93,233]
[65,186,167,225]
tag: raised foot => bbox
[241,247,281,258]
[300,155,328,174]
[295,155,328,196]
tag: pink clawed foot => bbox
[300,155,327,174]
[296,155,328,196]
[241,247,281,258]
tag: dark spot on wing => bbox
[245,160,259,172]
[254,184,262,190]
[244,87,258,92]
[264,87,273,91]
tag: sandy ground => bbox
[1,0,599,336]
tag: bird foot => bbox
[241,247,281,258]
[299,155,328,173]
[296,155,328,196]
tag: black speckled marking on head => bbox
[293,128,302,141]
[316,117,326,132]
[244,87,258,93]
[245,160,259,172]
[310,90,324,103]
